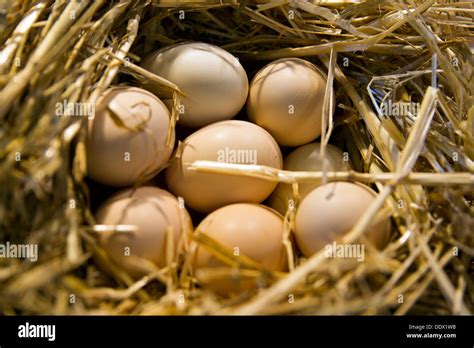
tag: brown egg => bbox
[87,86,174,187]
[295,182,390,257]
[192,203,287,294]
[94,186,188,278]
[166,120,282,213]
[142,42,248,128]
[268,143,350,214]
[247,58,334,146]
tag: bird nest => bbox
[0,0,473,315]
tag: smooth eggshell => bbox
[295,182,390,257]
[192,203,287,294]
[87,86,174,187]
[166,120,282,213]
[94,186,187,278]
[142,42,248,128]
[268,143,350,215]
[247,58,334,146]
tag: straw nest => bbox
[0,0,473,315]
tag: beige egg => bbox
[247,58,334,146]
[94,186,188,278]
[268,143,350,215]
[166,120,282,213]
[87,86,174,187]
[192,203,287,294]
[142,42,248,128]
[295,182,391,257]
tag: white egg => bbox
[142,42,248,128]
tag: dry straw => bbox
[0,0,473,315]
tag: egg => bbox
[247,58,334,146]
[295,182,390,257]
[94,186,189,278]
[86,86,174,187]
[166,120,282,213]
[268,143,350,214]
[142,42,248,128]
[192,203,287,294]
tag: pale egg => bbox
[166,120,282,213]
[94,186,189,278]
[192,203,287,294]
[247,58,334,146]
[142,42,248,128]
[295,182,391,257]
[86,86,174,187]
[268,142,350,214]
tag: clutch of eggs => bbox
[86,86,174,187]
[94,186,191,278]
[84,43,394,293]
[166,120,282,213]
[247,58,334,146]
[268,142,350,215]
[191,203,287,295]
[142,42,249,128]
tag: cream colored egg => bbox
[142,42,248,128]
[192,203,287,294]
[247,58,334,146]
[295,182,390,257]
[268,143,350,215]
[86,86,174,187]
[166,120,282,213]
[94,186,189,278]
